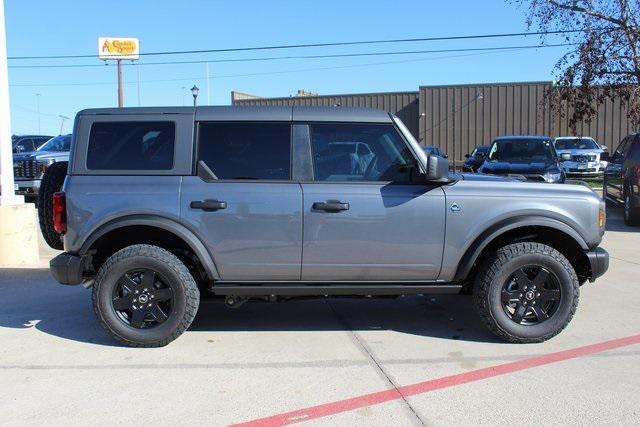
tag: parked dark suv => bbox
[603,133,640,225]
[478,136,566,183]
[47,106,608,347]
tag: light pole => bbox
[35,93,41,134]
[191,85,199,107]
[58,115,70,135]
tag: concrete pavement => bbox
[0,207,638,426]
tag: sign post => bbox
[98,37,139,108]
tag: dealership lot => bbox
[0,206,638,426]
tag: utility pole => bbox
[117,59,124,107]
[206,62,211,105]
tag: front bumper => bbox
[586,247,609,282]
[50,252,87,285]
[562,161,603,176]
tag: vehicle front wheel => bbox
[92,244,200,347]
[474,242,579,343]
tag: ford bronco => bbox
[48,106,609,347]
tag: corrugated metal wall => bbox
[233,91,420,138]
[232,82,637,169]
[419,82,637,167]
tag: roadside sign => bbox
[98,37,139,60]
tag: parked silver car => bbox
[554,137,607,177]
[13,134,71,200]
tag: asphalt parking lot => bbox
[1,206,639,426]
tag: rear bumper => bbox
[15,179,41,195]
[586,247,609,282]
[50,252,86,285]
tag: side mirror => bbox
[600,151,610,161]
[425,154,449,181]
[464,154,470,159]
[600,145,608,151]
[442,153,449,159]
[560,153,572,161]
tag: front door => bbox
[180,122,302,281]
[301,123,446,281]
[605,137,628,202]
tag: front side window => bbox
[310,123,417,182]
[198,122,291,180]
[87,122,175,170]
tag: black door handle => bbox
[312,200,350,212]
[190,199,227,211]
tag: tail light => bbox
[52,192,67,234]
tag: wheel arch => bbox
[79,215,220,281]
[454,216,590,283]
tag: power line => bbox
[8,43,574,69]
[7,46,563,88]
[6,29,587,60]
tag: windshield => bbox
[554,137,598,150]
[37,135,71,152]
[488,138,556,162]
[471,146,488,156]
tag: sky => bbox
[5,0,574,135]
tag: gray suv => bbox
[49,107,609,347]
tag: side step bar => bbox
[211,284,462,296]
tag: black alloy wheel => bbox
[112,269,174,329]
[501,265,561,325]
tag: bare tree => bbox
[516,0,640,130]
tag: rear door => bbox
[180,121,303,281]
[300,122,445,281]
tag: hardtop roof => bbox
[77,105,392,123]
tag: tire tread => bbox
[474,242,579,343]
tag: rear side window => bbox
[87,121,175,170]
[198,122,291,180]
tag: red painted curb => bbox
[232,333,640,426]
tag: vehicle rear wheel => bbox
[37,161,68,250]
[474,242,579,343]
[92,244,200,347]
[623,192,640,226]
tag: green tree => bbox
[517,0,640,129]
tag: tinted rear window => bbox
[197,122,291,180]
[87,122,175,170]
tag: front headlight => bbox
[543,172,561,183]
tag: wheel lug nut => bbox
[537,293,540,297]
[519,294,523,298]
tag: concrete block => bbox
[0,203,40,267]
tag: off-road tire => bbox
[474,242,579,343]
[92,244,200,347]
[37,161,68,250]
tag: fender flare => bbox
[453,215,589,281]
[79,214,220,280]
